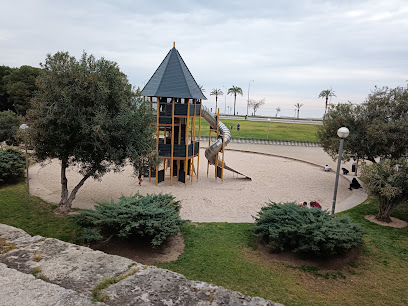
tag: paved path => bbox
[199,136,320,146]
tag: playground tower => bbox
[141,43,206,185]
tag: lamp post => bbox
[267,118,270,140]
[247,80,254,116]
[19,123,29,195]
[331,127,350,215]
[223,85,227,114]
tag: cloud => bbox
[1,0,407,118]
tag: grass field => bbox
[0,182,81,242]
[1,182,407,305]
[195,119,319,142]
[158,199,408,306]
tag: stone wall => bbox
[0,224,282,306]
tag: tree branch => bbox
[66,170,95,205]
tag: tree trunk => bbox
[215,96,218,112]
[58,160,93,213]
[59,159,70,212]
[367,156,377,163]
[376,201,394,223]
[66,172,92,205]
[325,96,328,114]
[233,94,236,115]
[297,109,299,119]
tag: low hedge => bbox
[75,193,186,246]
[253,202,363,257]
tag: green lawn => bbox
[159,200,408,306]
[1,182,407,305]
[195,119,319,142]
[0,182,81,242]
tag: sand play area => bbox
[29,146,358,222]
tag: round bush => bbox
[75,193,186,246]
[253,202,363,257]
[0,148,25,184]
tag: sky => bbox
[1,0,408,118]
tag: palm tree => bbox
[199,85,205,93]
[295,103,303,119]
[210,88,224,112]
[227,86,243,115]
[275,107,281,117]
[318,88,336,114]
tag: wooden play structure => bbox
[141,43,250,185]
[141,43,205,185]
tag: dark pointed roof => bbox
[141,47,207,100]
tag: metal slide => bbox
[201,105,251,180]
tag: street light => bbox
[223,85,227,114]
[267,118,270,140]
[331,127,350,215]
[19,123,29,195]
[247,80,254,116]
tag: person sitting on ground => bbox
[324,165,330,172]
[297,201,307,207]
[342,167,349,175]
[349,178,362,190]
[310,201,322,209]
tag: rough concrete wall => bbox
[0,224,282,306]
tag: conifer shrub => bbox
[253,202,363,257]
[0,148,25,184]
[75,194,186,246]
[77,228,103,245]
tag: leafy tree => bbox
[210,88,223,112]
[275,106,281,117]
[363,87,408,160]
[134,86,142,97]
[0,110,22,145]
[317,102,370,162]
[361,158,408,222]
[248,98,265,116]
[317,87,408,163]
[228,85,243,115]
[4,65,42,116]
[294,102,303,119]
[318,88,336,114]
[28,51,156,213]
[0,65,14,112]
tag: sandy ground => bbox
[29,145,358,222]
[364,215,408,228]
